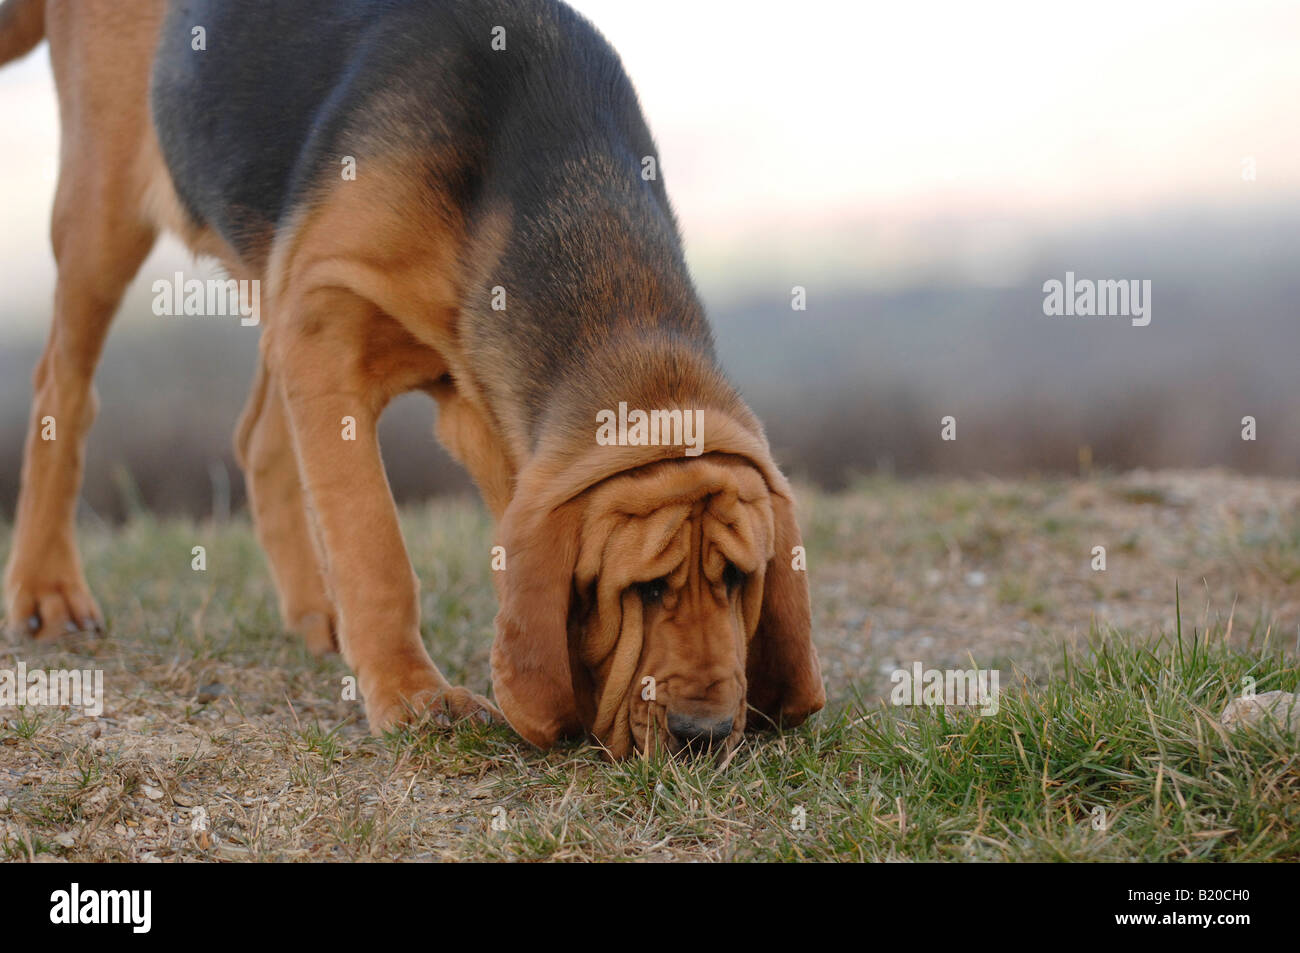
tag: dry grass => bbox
[1,468,1298,861]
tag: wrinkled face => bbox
[491,446,824,762]
[625,532,753,755]
[568,459,773,758]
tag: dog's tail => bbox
[0,0,44,69]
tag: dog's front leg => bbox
[271,285,499,734]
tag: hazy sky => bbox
[1,0,1297,319]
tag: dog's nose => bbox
[667,712,734,746]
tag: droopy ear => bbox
[491,497,586,748]
[746,490,826,730]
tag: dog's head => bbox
[491,451,824,759]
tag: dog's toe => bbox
[5,581,104,641]
[367,679,503,735]
[438,685,503,725]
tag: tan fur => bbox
[0,0,44,66]
[5,0,168,641]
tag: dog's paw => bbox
[366,676,503,735]
[3,575,104,641]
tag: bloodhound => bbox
[0,0,824,757]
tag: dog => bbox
[0,0,824,758]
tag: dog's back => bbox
[153,1,661,253]
[150,0,719,441]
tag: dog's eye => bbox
[723,562,746,592]
[635,577,669,604]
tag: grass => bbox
[372,620,1299,862]
[1,470,1298,861]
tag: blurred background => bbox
[1,0,1298,520]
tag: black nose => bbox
[667,712,735,747]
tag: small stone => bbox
[196,684,228,704]
[53,832,76,848]
[1220,691,1300,732]
[142,785,164,801]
